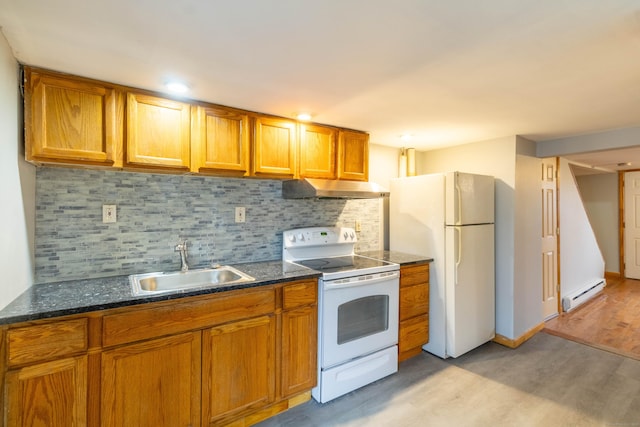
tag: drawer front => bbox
[282,280,318,310]
[399,283,429,321]
[399,314,429,354]
[400,263,429,288]
[7,318,88,366]
[103,287,276,347]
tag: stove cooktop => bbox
[293,255,398,280]
[282,227,399,280]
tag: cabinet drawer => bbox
[399,314,429,355]
[103,287,275,347]
[400,263,429,288]
[282,280,318,310]
[7,318,88,366]
[400,283,429,321]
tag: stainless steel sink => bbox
[130,266,255,295]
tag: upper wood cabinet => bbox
[23,67,370,180]
[298,123,338,179]
[191,105,250,176]
[338,130,369,181]
[125,92,191,171]
[24,67,123,167]
[252,116,297,178]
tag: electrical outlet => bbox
[355,220,362,232]
[235,207,246,223]
[103,205,117,223]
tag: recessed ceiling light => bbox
[400,134,413,141]
[165,81,189,94]
[296,113,312,121]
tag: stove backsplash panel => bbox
[34,167,382,283]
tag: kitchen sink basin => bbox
[130,266,255,295]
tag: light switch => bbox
[235,207,246,223]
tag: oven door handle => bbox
[323,271,399,290]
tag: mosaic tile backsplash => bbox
[35,167,382,283]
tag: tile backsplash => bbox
[35,167,382,283]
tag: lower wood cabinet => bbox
[5,356,88,427]
[202,315,276,425]
[398,263,430,362]
[281,305,317,397]
[1,278,318,427]
[101,332,201,427]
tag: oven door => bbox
[320,270,399,369]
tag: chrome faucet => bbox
[175,239,189,272]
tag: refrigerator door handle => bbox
[455,227,462,286]
[455,179,462,225]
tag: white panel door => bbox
[624,171,640,279]
[445,224,495,358]
[541,158,559,319]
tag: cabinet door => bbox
[202,315,276,424]
[101,332,201,427]
[25,68,122,166]
[338,130,369,181]
[126,92,191,170]
[399,283,429,321]
[5,356,87,427]
[299,124,337,179]
[281,305,317,397]
[398,263,430,362]
[252,117,297,177]
[191,105,250,176]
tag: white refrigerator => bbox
[390,172,495,358]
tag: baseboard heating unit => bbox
[562,280,605,312]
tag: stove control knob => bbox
[349,232,355,239]
[343,231,348,240]
[297,233,304,242]
[288,234,296,243]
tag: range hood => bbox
[282,178,389,199]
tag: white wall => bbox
[537,127,640,157]
[369,143,400,249]
[575,172,619,274]
[559,159,605,297]
[0,33,35,309]
[514,150,542,335]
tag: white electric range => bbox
[283,226,400,403]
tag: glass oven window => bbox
[337,295,389,344]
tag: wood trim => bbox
[0,326,6,427]
[554,157,562,315]
[619,171,625,278]
[605,271,621,281]
[493,322,545,349]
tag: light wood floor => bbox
[544,276,640,360]
[257,333,640,426]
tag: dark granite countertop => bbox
[0,260,320,326]
[0,251,431,326]
[358,250,433,266]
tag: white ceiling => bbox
[2,0,640,165]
